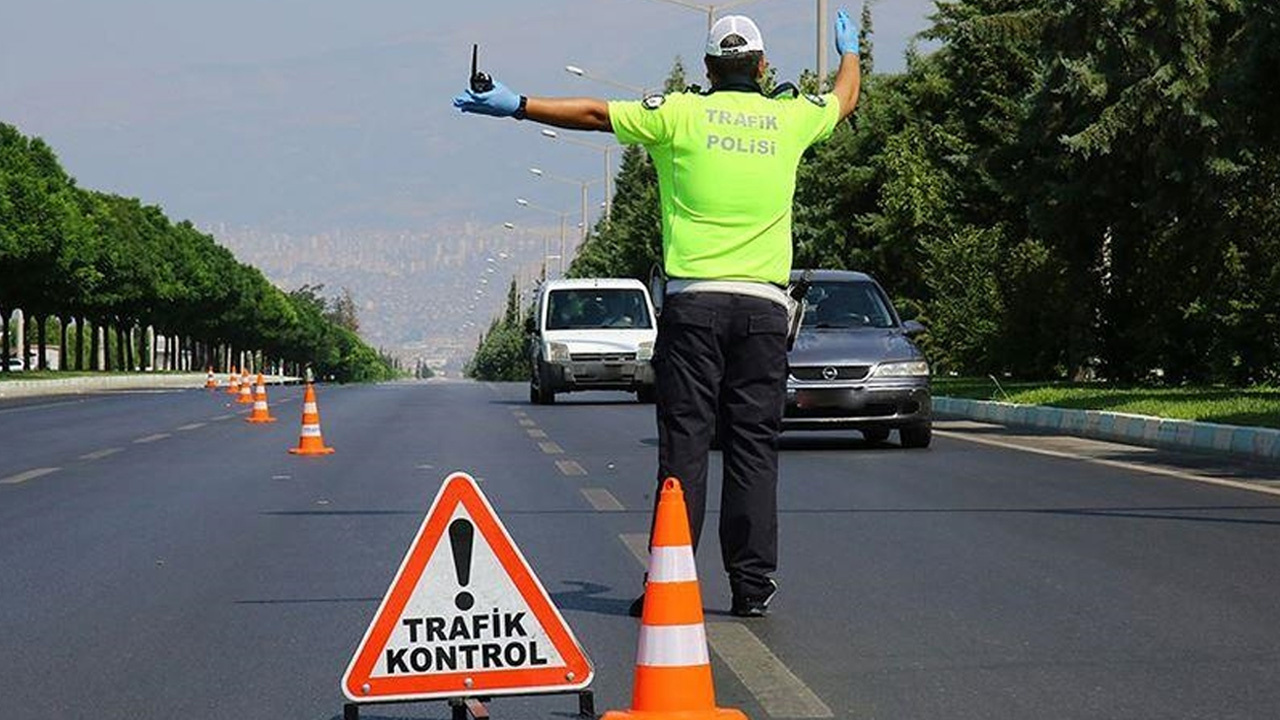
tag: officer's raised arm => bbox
[832,7,862,119]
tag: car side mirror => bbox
[524,316,536,334]
[902,320,926,336]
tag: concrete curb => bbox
[934,396,1280,464]
[0,374,301,400]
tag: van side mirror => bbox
[902,320,926,336]
[524,316,536,334]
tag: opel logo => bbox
[821,366,838,381]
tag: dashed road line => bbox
[210,414,236,421]
[519,419,537,427]
[580,488,625,512]
[133,433,171,444]
[1,467,60,485]
[80,447,123,461]
[706,624,834,718]
[556,459,587,476]
[527,429,548,439]
[937,430,1280,498]
[616,533,833,718]
[0,399,86,415]
[620,533,649,566]
[538,441,564,455]
[176,422,206,431]
[512,410,527,417]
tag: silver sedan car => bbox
[784,269,932,447]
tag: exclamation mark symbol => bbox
[449,518,475,611]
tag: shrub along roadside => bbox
[934,378,1280,430]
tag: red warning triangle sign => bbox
[342,472,593,702]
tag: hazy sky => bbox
[1,0,937,235]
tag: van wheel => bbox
[532,361,556,405]
[899,422,932,449]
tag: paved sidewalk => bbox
[934,396,1280,464]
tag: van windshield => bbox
[547,289,653,330]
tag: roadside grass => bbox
[933,378,1280,430]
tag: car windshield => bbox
[801,281,896,329]
[547,289,653,330]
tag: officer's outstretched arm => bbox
[524,97,612,132]
[452,82,611,132]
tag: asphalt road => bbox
[2,380,1280,720]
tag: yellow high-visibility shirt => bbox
[609,89,840,285]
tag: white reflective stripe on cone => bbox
[254,401,267,410]
[256,385,265,392]
[303,402,318,414]
[636,623,710,667]
[648,545,698,583]
[300,425,322,437]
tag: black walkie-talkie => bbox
[470,44,493,93]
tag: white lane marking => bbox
[80,447,123,460]
[581,488,625,512]
[706,624,834,718]
[620,533,649,567]
[519,419,536,427]
[210,414,235,421]
[616,534,833,717]
[1,467,60,485]
[538,441,564,455]
[512,410,527,417]
[937,430,1280,498]
[0,399,87,415]
[176,422,206,431]
[133,433,171,444]
[527,428,548,439]
[556,459,587,476]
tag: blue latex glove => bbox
[452,81,521,117]
[835,7,860,56]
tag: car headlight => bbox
[872,360,930,378]
[546,341,571,363]
[636,341,655,361]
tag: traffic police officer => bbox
[454,9,862,617]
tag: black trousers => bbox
[651,291,789,600]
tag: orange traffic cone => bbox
[602,478,747,720]
[288,383,334,455]
[246,374,277,423]
[237,370,255,404]
[226,368,241,396]
[205,367,218,390]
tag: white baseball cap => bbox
[705,15,765,57]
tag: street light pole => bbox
[529,167,601,245]
[541,128,616,220]
[817,0,828,84]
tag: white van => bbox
[526,278,658,404]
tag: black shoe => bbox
[730,579,778,618]
[628,593,645,618]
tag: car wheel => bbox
[862,428,890,444]
[636,385,657,404]
[899,422,932,449]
